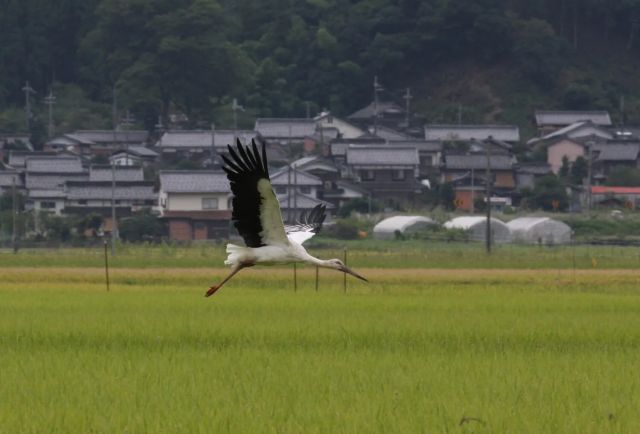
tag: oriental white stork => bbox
[205,139,367,296]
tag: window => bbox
[392,169,406,181]
[420,156,433,167]
[78,200,87,205]
[40,201,56,209]
[202,197,219,210]
[275,186,286,194]
[360,170,375,181]
[300,186,311,194]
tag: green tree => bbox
[605,166,640,186]
[533,175,569,211]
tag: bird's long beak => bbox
[340,265,368,282]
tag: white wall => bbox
[162,192,232,211]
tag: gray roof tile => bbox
[90,165,144,182]
[444,154,515,170]
[425,125,520,142]
[535,111,612,126]
[347,146,419,166]
[26,156,84,173]
[66,182,156,200]
[156,130,257,148]
[596,144,640,161]
[159,171,230,193]
[254,118,317,138]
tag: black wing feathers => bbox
[285,204,327,235]
[223,139,271,248]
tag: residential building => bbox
[424,124,520,142]
[515,163,551,190]
[528,120,613,145]
[345,145,420,204]
[158,171,232,241]
[155,129,257,158]
[254,118,317,145]
[389,140,443,177]
[534,110,612,135]
[278,191,334,222]
[270,167,323,219]
[314,111,365,139]
[591,186,640,209]
[109,146,159,166]
[64,181,156,216]
[45,130,149,156]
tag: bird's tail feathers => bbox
[224,243,250,266]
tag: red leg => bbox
[205,263,249,297]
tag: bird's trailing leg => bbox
[205,262,253,297]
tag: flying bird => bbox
[206,139,367,296]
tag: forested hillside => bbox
[3,0,640,140]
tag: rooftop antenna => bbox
[231,98,245,142]
[373,76,384,136]
[403,88,412,129]
[22,81,36,131]
[44,89,56,138]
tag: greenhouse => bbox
[506,217,572,245]
[444,216,512,243]
[373,216,436,240]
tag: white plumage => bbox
[205,139,367,296]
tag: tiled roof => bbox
[156,130,257,148]
[278,192,334,210]
[28,189,67,199]
[254,118,317,138]
[66,181,156,200]
[370,125,412,140]
[90,165,144,182]
[26,173,88,190]
[271,167,323,186]
[347,146,419,166]
[592,186,640,194]
[348,101,404,119]
[0,171,22,188]
[596,144,640,161]
[8,151,58,167]
[389,140,442,152]
[444,154,515,170]
[159,171,230,193]
[425,125,520,142]
[516,163,551,175]
[66,130,149,144]
[25,156,84,173]
[535,111,612,126]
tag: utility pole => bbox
[111,84,119,256]
[586,140,594,211]
[11,175,17,254]
[373,76,383,136]
[231,98,244,142]
[470,168,475,214]
[305,101,311,119]
[485,138,492,254]
[210,123,216,168]
[287,124,292,222]
[44,89,56,138]
[121,110,135,155]
[403,88,412,129]
[22,82,36,131]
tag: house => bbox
[534,110,612,135]
[45,130,149,156]
[441,154,516,211]
[314,111,365,139]
[89,165,144,182]
[425,125,520,142]
[368,125,413,140]
[345,145,420,204]
[109,146,159,166]
[321,180,368,209]
[528,120,613,145]
[388,140,443,178]
[24,156,88,192]
[254,118,317,145]
[270,167,323,201]
[591,186,640,209]
[290,156,340,183]
[0,134,32,161]
[155,130,257,159]
[329,137,386,162]
[64,181,157,217]
[593,143,640,178]
[8,151,61,168]
[0,166,22,194]
[27,189,66,216]
[515,162,551,190]
[348,101,407,130]
[158,171,232,241]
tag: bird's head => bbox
[324,258,368,282]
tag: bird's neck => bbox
[306,254,331,268]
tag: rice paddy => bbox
[1,245,640,433]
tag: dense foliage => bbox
[3,0,640,136]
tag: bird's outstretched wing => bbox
[222,139,289,247]
[285,204,327,245]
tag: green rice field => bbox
[1,244,640,433]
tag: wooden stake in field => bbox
[104,238,110,292]
[293,263,297,292]
[343,247,348,293]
